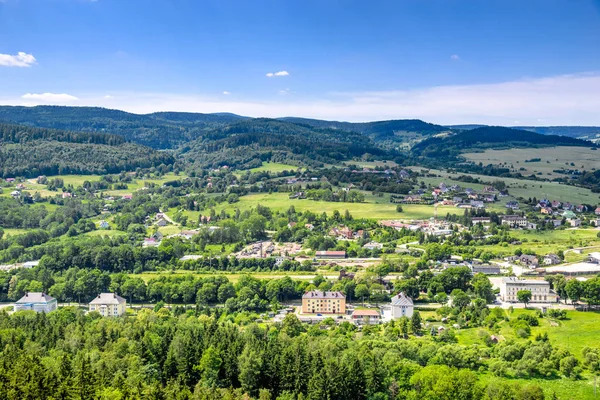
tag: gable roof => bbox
[89,293,126,305]
[16,292,56,304]
[391,292,413,306]
[302,290,345,299]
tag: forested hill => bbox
[179,118,395,169]
[280,117,448,143]
[0,123,174,178]
[412,126,596,158]
[0,106,245,149]
[448,124,600,140]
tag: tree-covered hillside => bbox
[0,106,245,149]
[0,123,174,178]
[180,119,395,169]
[281,117,448,144]
[412,126,595,158]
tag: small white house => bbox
[390,292,414,319]
[15,292,57,313]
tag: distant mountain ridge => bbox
[448,124,600,140]
[413,126,596,159]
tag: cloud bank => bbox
[3,72,600,125]
[266,70,289,77]
[0,52,37,67]
[21,93,79,102]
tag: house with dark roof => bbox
[15,292,57,313]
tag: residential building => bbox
[351,309,380,324]
[569,218,581,227]
[390,292,414,318]
[471,217,491,224]
[589,252,600,264]
[301,291,346,314]
[501,215,528,228]
[15,292,57,313]
[363,242,383,250]
[89,293,127,317]
[541,207,553,215]
[543,254,561,265]
[596,207,600,216]
[469,264,501,275]
[98,220,110,229]
[505,201,520,210]
[143,237,161,247]
[315,250,346,259]
[155,218,168,227]
[500,277,556,303]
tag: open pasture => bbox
[462,146,600,179]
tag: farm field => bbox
[413,166,600,205]
[462,146,600,179]
[248,162,302,174]
[207,192,473,220]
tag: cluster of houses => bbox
[431,183,509,209]
[14,292,127,316]
[300,290,414,325]
[504,252,562,269]
[536,200,600,226]
[328,225,364,240]
[380,219,456,236]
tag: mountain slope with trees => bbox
[0,123,174,178]
[412,126,596,158]
[179,118,395,169]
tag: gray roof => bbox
[391,292,413,306]
[302,290,345,299]
[16,292,56,304]
[502,277,549,285]
[89,293,126,305]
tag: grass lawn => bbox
[207,192,472,220]
[462,146,600,180]
[1,228,29,236]
[455,308,600,358]
[85,230,126,238]
[249,162,303,174]
[412,167,600,205]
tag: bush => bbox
[517,314,539,326]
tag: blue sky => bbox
[1,0,600,124]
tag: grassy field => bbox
[413,166,600,205]
[202,192,475,220]
[462,146,600,179]
[1,228,29,236]
[346,160,399,169]
[248,162,303,174]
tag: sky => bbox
[1,0,600,125]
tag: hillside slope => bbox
[0,106,245,149]
[179,119,394,169]
[0,123,174,178]
[412,126,595,158]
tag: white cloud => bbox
[450,54,460,60]
[222,91,231,95]
[21,93,79,103]
[266,70,289,77]
[103,95,113,99]
[2,72,600,125]
[0,52,37,67]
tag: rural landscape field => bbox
[2,1,600,399]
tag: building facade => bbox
[301,291,346,314]
[15,292,57,313]
[391,292,414,318]
[500,277,556,303]
[89,293,127,317]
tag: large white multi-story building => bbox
[500,277,556,303]
[89,293,127,317]
[15,292,57,313]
